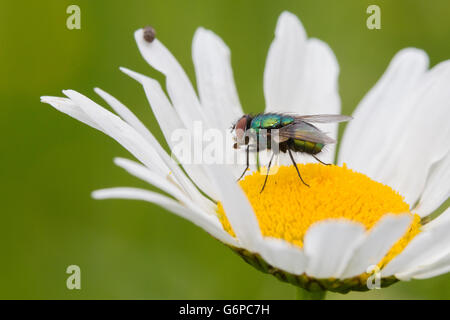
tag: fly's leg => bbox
[288,149,310,187]
[260,152,275,193]
[312,154,331,166]
[237,145,250,181]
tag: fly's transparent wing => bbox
[294,114,352,123]
[278,121,336,144]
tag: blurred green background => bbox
[1,0,449,299]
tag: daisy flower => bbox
[41,11,450,297]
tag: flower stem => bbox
[295,287,326,300]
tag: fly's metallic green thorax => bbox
[250,113,294,132]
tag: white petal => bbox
[94,87,202,199]
[192,27,243,130]
[203,164,262,250]
[304,220,366,278]
[263,12,341,163]
[341,214,412,278]
[296,39,341,164]
[62,90,168,175]
[94,87,159,145]
[382,208,450,277]
[264,11,307,112]
[92,187,237,247]
[258,238,306,275]
[44,91,212,210]
[339,49,450,207]
[340,49,428,170]
[114,157,193,206]
[43,93,172,180]
[68,88,214,212]
[118,68,185,147]
[422,206,450,231]
[396,209,450,279]
[414,150,450,217]
[134,29,209,131]
[401,251,450,279]
[41,96,103,132]
[120,67,218,200]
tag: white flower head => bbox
[41,11,450,295]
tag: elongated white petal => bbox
[134,29,209,131]
[397,209,450,278]
[45,90,212,210]
[400,251,450,279]
[296,39,341,164]
[203,164,261,250]
[94,87,192,193]
[339,49,450,207]
[266,36,340,116]
[119,68,185,147]
[341,214,412,278]
[120,67,218,200]
[414,151,450,217]
[114,157,191,205]
[77,88,216,211]
[42,93,191,199]
[92,187,237,246]
[304,220,366,279]
[94,87,160,146]
[62,90,168,174]
[192,27,243,130]
[41,96,103,132]
[340,49,428,169]
[264,11,307,112]
[382,208,450,277]
[423,206,450,231]
[264,12,341,164]
[258,238,306,275]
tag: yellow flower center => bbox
[218,163,421,268]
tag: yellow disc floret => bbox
[217,163,421,268]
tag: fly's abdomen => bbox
[292,139,324,154]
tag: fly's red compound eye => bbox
[235,116,248,142]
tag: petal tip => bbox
[276,11,306,35]
[120,67,144,83]
[91,190,104,199]
[40,96,52,103]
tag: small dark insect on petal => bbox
[143,26,156,43]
